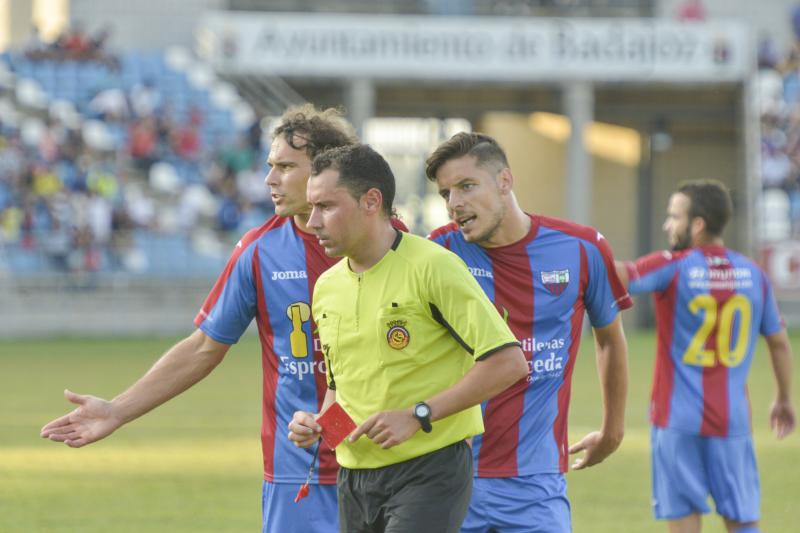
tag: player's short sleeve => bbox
[627,250,681,296]
[194,241,258,344]
[759,270,784,337]
[423,249,519,361]
[583,236,633,328]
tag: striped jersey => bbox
[429,214,632,476]
[194,215,340,484]
[624,245,783,437]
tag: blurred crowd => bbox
[24,23,118,69]
[0,32,270,278]
[757,8,800,240]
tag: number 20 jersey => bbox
[624,244,783,438]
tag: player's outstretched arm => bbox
[569,314,628,470]
[40,329,230,447]
[613,260,631,290]
[764,329,796,440]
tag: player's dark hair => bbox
[311,144,395,217]
[425,132,510,181]
[272,104,357,160]
[677,180,733,237]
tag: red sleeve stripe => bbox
[427,222,459,241]
[651,274,679,427]
[251,244,279,481]
[537,216,632,310]
[554,243,591,472]
[194,218,284,328]
[634,250,689,279]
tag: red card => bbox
[316,402,357,449]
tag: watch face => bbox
[415,404,431,418]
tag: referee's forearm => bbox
[426,345,527,422]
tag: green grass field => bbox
[2,331,799,532]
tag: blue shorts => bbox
[651,427,760,523]
[262,481,338,533]
[460,474,571,533]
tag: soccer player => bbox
[288,144,529,533]
[40,104,399,533]
[425,132,632,533]
[615,180,796,533]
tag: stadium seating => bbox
[0,48,267,279]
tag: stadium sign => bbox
[197,12,752,83]
[761,241,800,292]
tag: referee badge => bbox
[386,319,410,350]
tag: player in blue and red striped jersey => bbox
[41,105,399,533]
[615,180,795,533]
[425,132,632,533]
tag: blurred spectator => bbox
[759,36,780,70]
[236,159,270,211]
[761,140,792,188]
[128,116,158,170]
[171,110,202,161]
[89,86,129,121]
[676,0,706,22]
[793,5,800,42]
[86,190,113,246]
[755,9,800,240]
[220,136,255,173]
[24,26,48,59]
[62,22,92,59]
[22,22,119,68]
[130,80,161,118]
[1,45,261,278]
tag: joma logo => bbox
[272,270,308,281]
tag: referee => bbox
[288,144,528,533]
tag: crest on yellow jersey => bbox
[386,319,410,350]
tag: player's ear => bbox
[361,188,383,215]
[690,215,706,238]
[497,168,514,195]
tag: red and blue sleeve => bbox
[759,269,784,336]
[194,239,258,345]
[627,250,683,296]
[583,235,633,328]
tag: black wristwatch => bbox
[413,401,433,433]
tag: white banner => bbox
[761,242,800,293]
[196,12,752,83]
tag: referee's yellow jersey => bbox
[313,230,519,469]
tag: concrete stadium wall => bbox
[69,0,224,50]
[0,278,227,338]
[478,112,639,264]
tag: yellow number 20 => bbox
[682,294,751,368]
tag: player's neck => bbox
[693,234,724,248]
[481,207,531,248]
[293,213,312,234]
[348,222,397,274]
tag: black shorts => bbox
[337,441,473,533]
